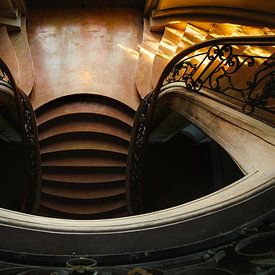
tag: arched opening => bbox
[143,110,243,212]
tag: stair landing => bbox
[27,8,143,110]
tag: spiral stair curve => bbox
[34,94,135,219]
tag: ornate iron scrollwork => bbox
[19,92,40,212]
[243,75,275,114]
[165,43,275,119]
[128,92,154,213]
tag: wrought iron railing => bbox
[126,36,275,214]
[164,41,275,116]
[0,59,41,213]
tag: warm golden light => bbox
[117,44,139,59]
[208,23,240,38]
[160,38,179,52]
[82,70,92,82]
[139,46,155,60]
[244,46,274,57]
[168,27,185,37]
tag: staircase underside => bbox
[24,8,143,218]
[36,94,134,218]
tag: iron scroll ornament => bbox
[126,92,154,214]
[18,90,41,212]
[164,43,275,116]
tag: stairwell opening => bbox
[0,92,244,219]
[142,109,244,213]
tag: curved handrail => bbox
[0,58,41,213]
[154,35,275,99]
[126,35,275,214]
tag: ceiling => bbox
[26,0,146,8]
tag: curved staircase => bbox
[136,19,275,98]
[1,6,274,220]
[35,94,135,219]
